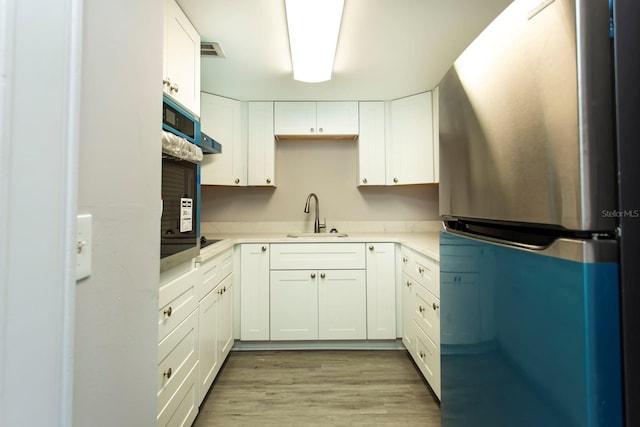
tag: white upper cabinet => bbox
[432,86,440,183]
[247,102,276,187]
[200,93,248,186]
[163,0,201,116]
[388,92,435,185]
[274,102,358,137]
[357,102,386,186]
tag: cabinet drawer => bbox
[414,325,441,399]
[157,360,199,427]
[413,256,439,298]
[197,247,233,300]
[414,284,440,344]
[270,243,365,270]
[158,309,199,418]
[159,268,199,342]
[401,246,439,297]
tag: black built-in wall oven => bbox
[160,95,201,272]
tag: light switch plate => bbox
[76,213,92,280]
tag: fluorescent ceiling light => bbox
[285,0,345,83]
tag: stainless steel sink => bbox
[286,232,348,238]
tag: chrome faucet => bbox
[304,193,326,233]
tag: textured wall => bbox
[202,140,439,222]
[73,0,162,425]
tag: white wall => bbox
[201,140,439,223]
[73,0,162,426]
[1,0,81,425]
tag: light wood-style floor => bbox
[193,350,440,427]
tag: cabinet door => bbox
[247,102,275,186]
[401,273,416,351]
[366,243,396,339]
[316,102,358,135]
[270,270,319,340]
[432,86,440,183]
[239,244,270,340]
[198,287,219,404]
[318,270,366,340]
[357,102,386,186]
[217,274,234,363]
[164,0,200,116]
[274,102,316,135]
[200,93,247,186]
[388,92,435,185]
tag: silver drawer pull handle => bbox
[163,306,172,317]
[320,273,326,279]
[406,281,411,287]
[261,246,267,252]
[163,368,172,379]
[419,306,425,313]
[311,273,316,279]
[369,245,374,251]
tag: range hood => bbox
[199,131,222,154]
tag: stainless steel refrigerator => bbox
[437,0,635,425]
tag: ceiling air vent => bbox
[201,41,225,58]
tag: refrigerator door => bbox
[438,0,616,232]
[440,231,622,427]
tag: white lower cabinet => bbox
[270,270,319,340]
[240,244,270,340]
[269,243,367,341]
[197,274,233,404]
[158,266,201,426]
[157,308,199,427]
[318,269,366,340]
[400,245,441,399]
[196,248,234,404]
[365,243,396,339]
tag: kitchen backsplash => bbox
[201,220,443,235]
[201,140,440,223]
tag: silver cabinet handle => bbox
[393,177,398,183]
[418,267,425,274]
[406,280,411,287]
[319,127,323,133]
[261,245,267,252]
[266,178,271,184]
[369,245,374,251]
[402,256,408,263]
[362,178,367,184]
[311,273,316,279]
[163,367,172,378]
[419,306,425,313]
[170,83,179,93]
[433,302,439,310]
[163,306,172,317]
[419,351,425,359]
[320,273,326,279]
[235,178,240,184]
[310,127,314,133]
[163,78,171,87]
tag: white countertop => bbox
[194,232,440,264]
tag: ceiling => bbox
[177,0,513,101]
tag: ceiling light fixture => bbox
[284,0,345,83]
